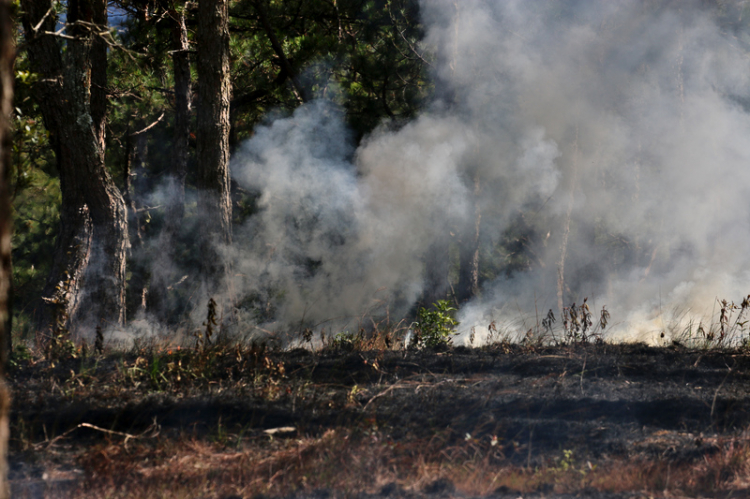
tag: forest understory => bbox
[8,341,750,498]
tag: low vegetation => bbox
[10,305,750,498]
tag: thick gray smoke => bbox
[225,0,750,344]
[230,103,472,330]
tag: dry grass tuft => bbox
[63,429,750,498]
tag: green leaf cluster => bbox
[416,300,459,349]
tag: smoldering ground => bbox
[130,0,750,345]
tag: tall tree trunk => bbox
[196,0,232,284]
[22,0,129,333]
[23,0,93,337]
[124,132,148,314]
[71,0,129,330]
[149,3,192,320]
[456,172,481,303]
[165,2,191,238]
[0,0,13,495]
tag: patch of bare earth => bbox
[9,343,750,498]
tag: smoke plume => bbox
[218,0,750,344]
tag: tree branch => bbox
[252,0,308,103]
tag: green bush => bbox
[415,300,459,348]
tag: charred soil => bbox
[9,342,750,498]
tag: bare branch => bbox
[37,20,146,60]
[31,4,55,33]
[129,112,165,136]
[387,3,432,67]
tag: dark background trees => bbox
[7,0,750,352]
[14,0,713,346]
[10,0,435,342]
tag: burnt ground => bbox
[8,342,750,498]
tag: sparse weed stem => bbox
[314,317,408,353]
[541,309,557,343]
[662,295,750,349]
[195,297,219,351]
[559,299,608,345]
[716,295,750,347]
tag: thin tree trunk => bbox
[149,3,192,320]
[124,132,150,314]
[165,2,191,236]
[557,126,579,316]
[123,133,138,245]
[197,0,232,284]
[0,0,13,494]
[457,172,481,303]
[90,0,107,157]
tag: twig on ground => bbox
[34,418,160,450]
[363,382,409,411]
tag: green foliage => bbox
[12,55,60,339]
[8,343,33,370]
[10,0,433,334]
[415,300,459,348]
[11,168,59,332]
[230,0,430,140]
[328,330,361,351]
[114,339,286,398]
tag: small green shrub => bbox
[9,343,33,370]
[415,300,459,348]
[330,330,357,350]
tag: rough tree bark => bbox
[0,0,12,495]
[196,0,232,283]
[22,0,129,335]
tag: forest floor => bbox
[8,341,750,498]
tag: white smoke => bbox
[220,0,750,344]
[229,103,472,330]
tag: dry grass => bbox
[12,338,750,498]
[35,428,747,498]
